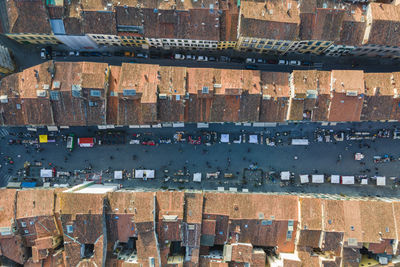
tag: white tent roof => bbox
[312,175,324,183]
[220,134,230,143]
[40,169,53,178]
[281,171,290,181]
[249,135,258,144]
[331,175,340,184]
[342,176,354,185]
[377,176,386,186]
[193,173,202,182]
[114,171,123,179]
[361,179,368,185]
[300,175,309,184]
[135,170,155,179]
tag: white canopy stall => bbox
[249,135,258,144]
[376,176,386,186]
[330,175,340,184]
[135,170,155,180]
[342,176,355,185]
[193,173,202,182]
[312,175,324,183]
[220,134,230,143]
[114,171,123,180]
[40,169,53,178]
[280,171,290,181]
[300,175,309,184]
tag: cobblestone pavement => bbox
[2,121,400,197]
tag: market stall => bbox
[300,175,309,184]
[135,170,155,180]
[114,171,123,180]
[193,173,202,182]
[312,175,324,183]
[280,171,290,181]
[341,176,355,185]
[376,176,386,186]
[330,175,340,184]
[220,134,230,143]
[249,135,258,144]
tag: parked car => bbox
[301,61,313,66]
[89,52,101,57]
[256,58,266,64]
[197,56,208,61]
[124,51,135,57]
[186,54,196,60]
[208,56,217,61]
[150,52,161,58]
[278,60,288,65]
[289,60,301,66]
[52,50,66,57]
[220,56,230,62]
[246,58,256,64]
[40,48,47,59]
[162,53,174,59]
[245,64,258,70]
[174,54,185,60]
[136,53,148,58]
[231,57,242,63]
[267,59,278,64]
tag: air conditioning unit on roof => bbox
[36,90,47,97]
[346,90,358,96]
[0,95,8,103]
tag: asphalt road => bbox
[2,122,400,197]
[1,35,400,73]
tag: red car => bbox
[141,140,156,146]
[188,136,201,145]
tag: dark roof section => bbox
[142,8,220,40]
[115,6,143,26]
[6,0,52,34]
[82,11,117,35]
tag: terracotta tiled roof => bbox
[82,11,117,35]
[239,0,300,40]
[0,189,17,229]
[364,3,400,46]
[60,192,104,215]
[5,0,51,34]
[16,189,55,219]
[203,193,298,221]
[107,191,155,223]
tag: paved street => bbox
[1,35,400,74]
[2,122,400,197]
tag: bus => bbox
[67,134,75,151]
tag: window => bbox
[16,104,21,109]
[50,91,60,100]
[24,229,29,234]
[202,86,209,94]
[88,101,98,107]
[90,90,101,97]
[123,89,136,96]
[315,42,322,46]
[30,221,34,225]
[67,225,73,233]
[21,222,27,227]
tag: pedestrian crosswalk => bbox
[0,128,9,137]
[1,174,13,185]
